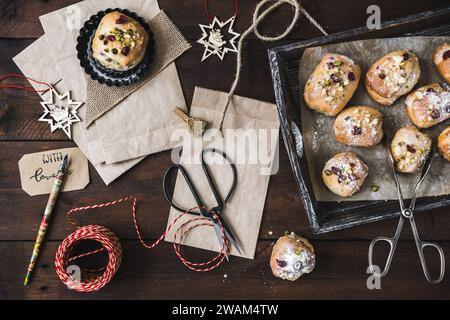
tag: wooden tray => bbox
[268,7,450,234]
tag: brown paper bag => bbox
[165,87,280,259]
[39,0,189,166]
[13,36,145,185]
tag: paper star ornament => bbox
[39,89,83,139]
[197,16,240,61]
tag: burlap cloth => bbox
[85,10,191,127]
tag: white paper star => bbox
[197,16,240,62]
[39,89,82,139]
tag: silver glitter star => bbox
[38,89,82,139]
[197,16,240,61]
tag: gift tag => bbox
[18,147,89,196]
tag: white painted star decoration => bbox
[39,89,82,139]
[197,16,240,61]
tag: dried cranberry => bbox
[337,173,346,183]
[350,163,356,167]
[348,72,356,81]
[443,50,450,60]
[430,108,441,119]
[115,15,127,24]
[327,62,335,69]
[121,46,130,56]
[402,52,410,61]
[276,259,287,268]
[331,166,341,175]
[446,105,450,113]
[406,145,416,153]
[352,126,362,135]
[378,73,386,80]
[330,74,340,84]
[106,35,116,42]
[426,88,435,93]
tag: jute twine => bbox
[218,0,327,131]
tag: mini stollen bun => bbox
[270,232,315,281]
[405,83,450,128]
[304,53,361,116]
[322,152,368,197]
[333,106,383,147]
[390,126,432,173]
[365,50,420,106]
[92,11,149,71]
[433,43,450,84]
[438,126,450,162]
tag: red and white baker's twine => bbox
[55,196,230,292]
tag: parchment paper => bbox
[164,87,280,259]
[39,0,189,165]
[299,36,450,201]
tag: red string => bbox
[204,0,239,21]
[0,73,53,93]
[55,196,230,292]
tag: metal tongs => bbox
[368,139,445,283]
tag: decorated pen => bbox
[24,154,69,286]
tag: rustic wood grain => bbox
[0,141,448,242]
[1,241,449,300]
[1,0,450,300]
[0,0,449,39]
[0,40,289,141]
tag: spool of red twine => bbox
[55,196,229,292]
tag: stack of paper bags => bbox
[13,0,190,184]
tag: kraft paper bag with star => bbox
[13,36,144,185]
[39,0,190,165]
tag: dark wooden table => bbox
[1,0,450,300]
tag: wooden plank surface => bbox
[1,0,450,300]
[1,0,449,40]
[1,241,449,300]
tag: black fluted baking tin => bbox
[268,7,450,234]
[76,8,155,87]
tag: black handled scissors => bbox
[163,148,241,257]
